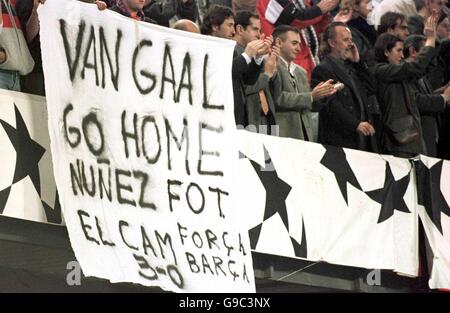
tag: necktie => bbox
[259,90,269,116]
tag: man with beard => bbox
[312,22,378,152]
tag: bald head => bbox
[173,19,200,34]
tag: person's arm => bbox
[416,95,446,113]
[373,14,440,82]
[233,39,269,84]
[373,46,437,82]
[246,49,279,95]
[266,0,335,27]
[271,66,335,112]
[274,3,321,26]
[25,0,44,44]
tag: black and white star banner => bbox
[0,89,61,225]
[235,131,419,277]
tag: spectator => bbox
[202,5,271,126]
[234,10,261,47]
[312,22,378,152]
[378,11,410,40]
[234,10,277,131]
[201,4,235,37]
[270,25,335,141]
[404,34,447,157]
[371,18,450,158]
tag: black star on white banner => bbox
[246,146,291,247]
[416,160,450,234]
[0,104,61,223]
[242,146,307,257]
[366,161,411,223]
[0,105,45,196]
[320,145,362,205]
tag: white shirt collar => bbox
[279,56,296,77]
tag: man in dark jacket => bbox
[234,11,277,131]
[202,6,271,127]
[312,22,378,152]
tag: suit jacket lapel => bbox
[278,60,297,92]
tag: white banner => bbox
[39,0,255,292]
[0,89,60,224]
[236,131,419,277]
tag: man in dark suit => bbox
[201,5,271,127]
[233,10,278,132]
[312,22,378,152]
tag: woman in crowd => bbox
[371,16,450,158]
